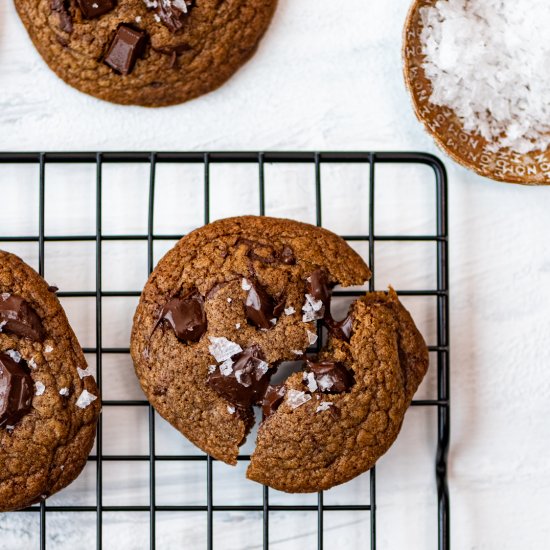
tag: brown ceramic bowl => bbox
[403,0,550,185]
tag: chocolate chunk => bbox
[273,295,286,318]
[154,0,192,33]
[327,313,354,343]
[308,269,331,310]
[50,0,73,33]
[307,360,354,393]
[47,286,59,293]
[281,246,296,265]
[104,25,147,75]
[77,0,115,18]
[0,353,33,429]
[158,292,206,342]
[208,345,271,408]
[262,384,286,418]
[0,295,45,341]
[245,282,276,330]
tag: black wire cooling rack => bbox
[0,151,450,550]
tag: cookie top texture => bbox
[0,250,100,512]
[14,0,278,106]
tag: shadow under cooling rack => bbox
[0,151,450,550]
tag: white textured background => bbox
[1,1,550,549]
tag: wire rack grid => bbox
[0,151,449,550]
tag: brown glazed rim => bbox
[402,0,550,186]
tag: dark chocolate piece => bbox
[245,282,276,330]
[47,286,59,293]
[262,384,286,418]
[207,345,271,408]
[155,0,192,33]
[77,0,115,19]
[104,25,147,75]
[307,360,353,393]
[308,269,331,310]
[0,353,33,428]
[50,0,73,33]
[158,292,206,342]
[281,246,296,265]
[0,295,45,341]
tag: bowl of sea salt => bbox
[403,0,550,184]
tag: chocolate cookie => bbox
[130,216,371,465]
[14,0,278,106]
[247,288,429,492]
[131,216,428,492]
[0,250,100,512]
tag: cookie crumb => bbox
[75,390,97,409]
[208,336,242,362]
[35,381,46,396]
[287,389,311,409]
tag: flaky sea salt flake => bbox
[287,389,311,409]
[304,372,318,392]
[7,350,21,363]
[35,381,45,396]
[284,306,295,316]
[77,367,94,379]
[208,336,242,362]
[219,358,234,376]
[306,330,318,346]
[316,402,333,413]
[59,388,70,397]
[241,278,252,291]
[227,405,235,414]
[76,390,97,409]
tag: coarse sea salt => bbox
[420,0,550,154]
[208,336,242,362]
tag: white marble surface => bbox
[1,1,550,549]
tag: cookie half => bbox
[0,250,100,512]
[130,216,371,464]
[14,0,278,106]
[247,289,429,492]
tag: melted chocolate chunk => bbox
[307,361,354,394]
[207,345,271,408]
[0,295,45,341]
[154,0,192,33]
[77,0,115,18]
[104,25,147,75]
[158,292,206,342]
[262,384,286,418]
[50,0,73,33]
[47,286,59,293]
[281,246,296,265]
[0,353,33,428]
[308,269,331,310]
[245,282,276,330]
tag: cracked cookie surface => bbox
[14,0,278,106]
[0,250,100,512]
[247,289,429,492]
[130,216,371,465]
